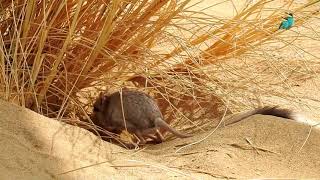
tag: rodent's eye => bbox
[93,106,99,112]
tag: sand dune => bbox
[1,99,319,179]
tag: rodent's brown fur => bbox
[92,90,191,145]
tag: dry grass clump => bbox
[1,0,320,139]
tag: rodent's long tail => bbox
[225,106,301,126]
[154,118,191,138]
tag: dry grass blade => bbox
[37,0,84,106]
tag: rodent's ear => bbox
[93,99,100,112]
[93,93,104,112]
[101,95,108,103]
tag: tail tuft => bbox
[255,106,295,120]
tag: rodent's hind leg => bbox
[143,132,163,144]
[154,129,164,143]
[134,130,147,145]
[139,128,164,144]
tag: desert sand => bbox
[1,1,320,179]
[1,99,319,179]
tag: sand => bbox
[1,0,319,179]
[1,99,319,179]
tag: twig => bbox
[170,166,237,179]
[175,105,229,153]
[298,123,320,152]
[56,160,112,175]
[229,143,280,155]
[165,148,218,157]
[245,138,260,155]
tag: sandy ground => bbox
[1,1,320,179]
[1,99,319,179]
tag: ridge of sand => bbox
[0,100,206,179]
[146,115,320,178]
[0,99,319,179]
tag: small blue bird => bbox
[279,13,294,30]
